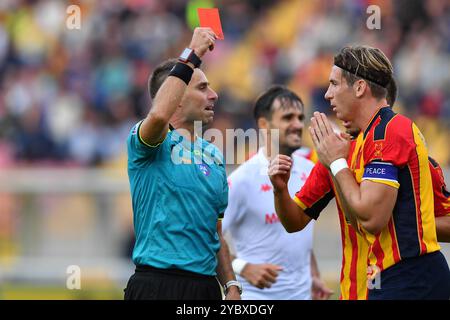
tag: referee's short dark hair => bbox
[253,85,304,121]
[148,59,178,100]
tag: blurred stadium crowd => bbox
[0,0,449,299]
[0,0,448,168]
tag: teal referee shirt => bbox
[127,121,228,276]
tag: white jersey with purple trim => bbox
[223,148,315,300]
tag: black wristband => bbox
[169,62,194,85]
[184,50,201,68]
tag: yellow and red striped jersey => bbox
[353,107,440,273]
[429,157,450,218]
[294,147,319,164]
[294,141,369,299]
[293,117,446,299]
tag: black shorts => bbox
[368,251,450,300]
[124,265,223,300]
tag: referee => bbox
[124,28,241,300]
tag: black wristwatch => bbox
[178,48,202,68]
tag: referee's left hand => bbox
[225,286,241,300]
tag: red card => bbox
[197,8,224,40]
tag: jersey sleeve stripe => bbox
[138,121,166,148]
[293,196,308,210]
[305,191,334,220]
[361,178,400,189]
[369,161,395,166]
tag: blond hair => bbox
[334,45,393,99]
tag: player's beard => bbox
[346,128,360,140]
[279,129,302,156]
[279,144,299,157]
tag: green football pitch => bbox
[0,280,341,300]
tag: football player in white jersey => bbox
[223,85,333,300]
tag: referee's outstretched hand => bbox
[189,27,217,58]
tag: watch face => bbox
[180,48,192,61]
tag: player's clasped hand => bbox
[268,155,292,191]
[309,112,351,167]
[189,27,217,58]
[241,263,284,289]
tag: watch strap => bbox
[187,50,201,68]
[179,48,202,68]
[224,280,242,295]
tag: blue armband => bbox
[362,161,399,187]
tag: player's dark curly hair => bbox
[253,85,304,121]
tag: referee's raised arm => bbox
[139,27,217,146]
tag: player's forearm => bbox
[310,251,320,278]
[273,188,310,233]
[216,231,237,285]
[333,169,367,216]
[330,174,360,232]
[140,75,190,144]
[334,169,391,234]
[436,216,450,243]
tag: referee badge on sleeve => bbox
[198,163,210,176]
